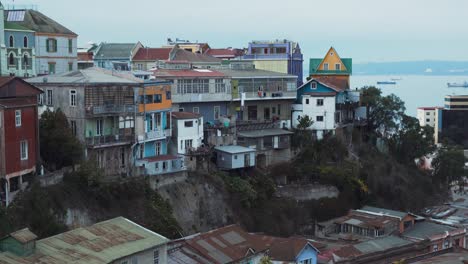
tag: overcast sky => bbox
[6,0,468,63]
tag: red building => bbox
[0,77,42,205]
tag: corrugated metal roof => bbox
[360,206,409,219]
[5,10,76,35]
[403,221,456,240]
[0,217,169,264]
[215,145,256,154]
[354,236,413,254]
[9,228,37,244]
[26,68,141,84]
[95,43,136,59]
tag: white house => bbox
[171,111,204,154]
[417,106,438,128]
[293,78,360,140]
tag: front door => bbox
[264,107,270,120]
[245,154,250,167]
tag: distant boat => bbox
[390,77,402,81]
[377,81,397,85]
[425,68,433,73]
[447,82,468,88]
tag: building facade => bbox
[435,95,468,147]
[240,39,303,86]
[0,77,42,205]
[131,47,171,71]
[94,42,143,71]
[134,81,185,176]
[5,8,78,75]
[27,68,141,178]
[171,111,204,155]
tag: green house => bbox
[0,228,37,257]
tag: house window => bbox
[20,140,28,160]
[323,63,329,71]
[70,120,77,135]
[153,94,162,103]
[214,106,220,120]
[193,107,199,114]
[15,110,21,127]
[248,105,257,120]
[426,112,430,115]
[316,116,324,122]
[272,107,276,114]
[215,79,225,93]
[153,250,159,264]
[97,150,104,168]
[48,63,56,74]
[443,240,450,249]
[9,36,14,47]
[433,244,438,251]
[155,114,161,129]
[140,145,144,159]
[317,99,324,106]
[68,39,73,53]
[96,119,103,136]
[8,53,15,66]
[311,82,317,89]
[234,155,238,160]
[426,118,430,122]
[46,38,57,52]
[23,53,29,67]
[166,91,171,100]
[137,63,143,70]
[178,108,184,112]
[185,121,193,127]
[23,36,28,48]
[155,162,159,170]
[335,63,341,70]
[38,94,44,105]
[68,63,73,71]
[46,90,53,105]
[162,161,167,170]
[185,139,193,150]
[278,104,281,115]
[70,90,77,106]
[155,141,161,156]
[305,99,310,105]
[330,52,334,56]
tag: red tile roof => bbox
[172,111,202,119]
[133,48,171,61]
[152,69,226,78]
[332,245,362,259]
[314,76,349,91]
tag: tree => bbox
[360,87,406,138]
[432,145,466,190]
[259,256,273,264]
[292,115,314,149]
[40,109,83,170]
[388,115,435,164]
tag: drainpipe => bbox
[5,180,8,207]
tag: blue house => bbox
[269,238,320,264]
[94,42,143,71]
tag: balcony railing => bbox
[135,155,186,176]
[235,91,296,100]
[87,105,136,115]
[242,54,290,60]
[85,134,134,147]
[145,129,171,140]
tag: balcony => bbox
[86,105,136,116]
[234,91,296,101]
[135,155,186,176]
[242,54,290,60]
[145,129,171,141]
[85,134,134,148]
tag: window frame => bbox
[311,82,317,89]
[20,140,28,160]
[96,119,103,136]
[9,35,14,47]
[316,115,324,122]
[323,63,329,71]
[23,36,28,48]
[68,38,73,53]
[184,121,194,127]
[214,105,221,120]
[46,38,58,53]
[69,89,77,107]
[46,89,53,105]
[335,63,341,70]
[317,99,324,106]
[15,110,21,127]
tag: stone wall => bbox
[275,184,339,201]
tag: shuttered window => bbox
[46,38,57,52]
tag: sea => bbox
[350,75,468,117]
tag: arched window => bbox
[23,36,28,48]
[23,53,29,66]
[9,53,15,65]
[9,36,14,47]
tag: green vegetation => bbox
[0,162,182,239]
[432,145,467,191]
[39,109,83,170]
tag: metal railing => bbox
[145,129,171,140]
[242,54,290,60]
[89,105,136,115]
[85,134,134,147]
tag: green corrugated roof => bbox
[4,21,33,32]
[309,58,352,75]
[0,217,169,264]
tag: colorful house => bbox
[94,42,143,71]
[0,77,42,205]
[134,81,185,176]
[241,39,303,86]
[292,47,359,139]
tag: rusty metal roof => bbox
[0,217,169,264]
[9,228,37,244]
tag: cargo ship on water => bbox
[447,82,468,88]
